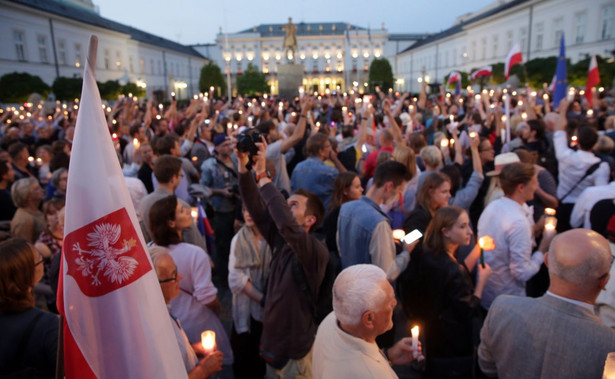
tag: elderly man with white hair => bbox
[312,265,421,379]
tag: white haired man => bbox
[312,265,422,378]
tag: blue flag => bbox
[455,80,460,95]
[553,33,567,108]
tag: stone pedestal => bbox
[277,64,303,99]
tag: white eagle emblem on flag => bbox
[73,222,139,286]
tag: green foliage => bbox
[236,63,269,95]
[0,72,50,103]
[98,80,121,100]
[368,58,394,92]
[120,82,145,97]
[199,62,226,95]
[52,77,82,101]
[568,55,615,88]
[492,63,505,84]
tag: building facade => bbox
[396,0,615,93]
[193,23,424,95]
[1,0,208,99]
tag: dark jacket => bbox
[239,172,329,362]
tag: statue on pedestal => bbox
[281,17,297,62]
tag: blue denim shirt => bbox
[337,196,389,269]
[200,156,238,213]
[290,157,338,209]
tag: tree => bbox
[0,72,50,103]
[368,58,394,92]
[199,62,226,95]
[236,63,269,95]
[98,80,121,100]
[120,82,145,98]
[52,77,83,101]
[569,55,615,88]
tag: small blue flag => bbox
[553,33,567,108]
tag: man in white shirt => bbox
[312,265,421,379]
[569,181,615,229]
[258,99,310,195]
[478,162,554,309]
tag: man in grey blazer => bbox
[478,229,615,379]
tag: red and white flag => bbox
[505,44,523,80]
[470,66,492,80]
[548,75,556,93]
[57,36,186,378]
[447,71,461,85]
[585,55,600,106]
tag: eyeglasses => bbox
[34,254,45,267]
[158,272,178,284]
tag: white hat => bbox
[486,152,520,177]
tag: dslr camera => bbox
[236,129,266,170]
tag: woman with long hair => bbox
[149,195,233,368]
[0,239,59,377]
[403,172,452,236]
[405,207,491,378]
[228,205,272,378]
[322,171,363,254]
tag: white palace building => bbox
[0,0,613,97]
[0,0,208,98]
[395,0,615,93]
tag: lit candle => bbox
[392,229,405,241]
[521,112,527,120]
[587,109,594,117]
[440,139,449,148]
[478,236,496,268]
[411,326,419,358]
[191,207,198,223]
[469,131,478,139]
[449,115,454,123]
[133,138,140,150]
[518,100,524,106]
[543,94,549,101]
[209,86,215,92]
[449,138,455,145]
[28,156,34,163]
[602,352,615,379]
[201,330,216,354]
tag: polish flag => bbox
[548,75,556,93]
[57,35,186,378]
[447,71,461,86]
[505,44,523,80]
[470,66,492,80]
[585,55,600,106]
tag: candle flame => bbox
[479,236,496,250]
[545,208,556,216]
[201,330,216,352]
[411,326,419,337]
[392,229,405,240]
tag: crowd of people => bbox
[1,80,615,378]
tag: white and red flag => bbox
[585,55,600,106]
[470,66,492,80]
[447,71,461,86]
[57,36,186,378]
[504,44,523,80]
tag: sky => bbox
[97,0,496,46]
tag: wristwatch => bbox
[255,170,271,181]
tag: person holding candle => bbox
[404,206,492,378]
[477,162,554,310]
[478,229,615,379]
[312,264,422,379]
[150,247,224,379]
[149,195,234,369]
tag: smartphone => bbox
[402,229,423,244]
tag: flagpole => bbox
[86,35,98,75]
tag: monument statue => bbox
[281,17,297,59]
